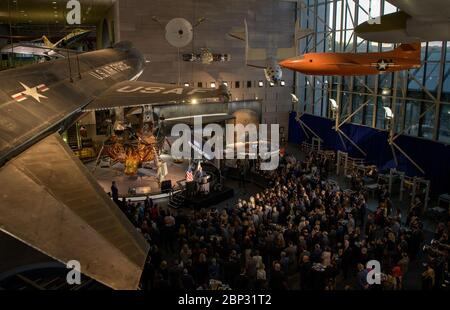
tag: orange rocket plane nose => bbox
[279,56,305,70]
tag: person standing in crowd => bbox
[111,180,119,204]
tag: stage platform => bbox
[85,154,188,198]
[86,155,236,208]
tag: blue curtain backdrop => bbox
[288,112,450,197]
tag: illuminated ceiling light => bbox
[210,82,216,88]
[191,98,198,104]
[52,1,57,4]
[381,88,391,96]
[258,81,264,87]
[223,82,228,86]
[183,82,190,87]
[329,99,338,112]
[280,80,286,86]
[291,94,299,103]
[384,107,394,120]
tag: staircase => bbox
[168,190,186,209]
[66,125,79,150]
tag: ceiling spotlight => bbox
[184,82,190,87]
[381,88,391,96]
[223,82,228,87]
[191,98,198,104]
[269,82,275,87]
[384,107,394,120]
[258,81,264,87]
[329,99,339,111]
[280,80,286,86]
[210,82,216,88]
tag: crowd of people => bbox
[114,151,449,290]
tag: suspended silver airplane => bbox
[0,41,229,290]
[0,29,91,59]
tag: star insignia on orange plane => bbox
[11,82,49,103]
[373,59,393,71]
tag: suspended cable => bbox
[8,0,15,68]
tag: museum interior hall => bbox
[0,0,449,293]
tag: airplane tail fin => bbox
[42,35,53,47]
[393,42,421,60]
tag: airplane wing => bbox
[0,133,149,290]
[387,0,450,20]
[83,81,230,112]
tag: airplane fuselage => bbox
[279,50,421,76]
[0,42,145,166]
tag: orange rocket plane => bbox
[279,42,421,76]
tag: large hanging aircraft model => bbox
[0,41,229,290]
[279,42,422,76]
[1,28,91,59]
[355,0,450,43]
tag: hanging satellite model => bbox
[164,17,194,48]
[182,47,231,64]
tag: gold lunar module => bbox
[95,122,159,175]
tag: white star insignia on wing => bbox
[19,82,48,103]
